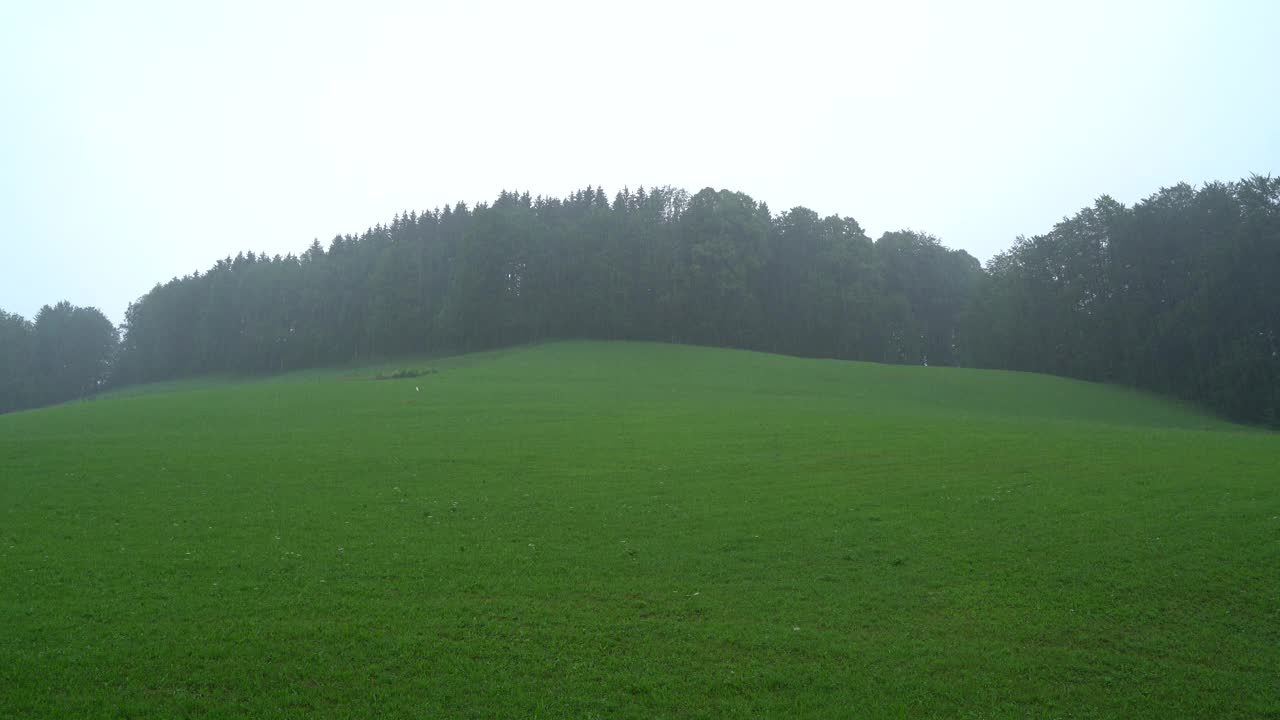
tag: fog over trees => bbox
[0,302,117,414]
[2,177,1277,425]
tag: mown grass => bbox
[1,341,1277,718]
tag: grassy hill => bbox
[1,342,1276,718]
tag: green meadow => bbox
[1,342,1277,718]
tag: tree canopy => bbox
[968,176,1280,425]
[102,186,982,387]
[3,177,1277,425]
[0,302,117,414]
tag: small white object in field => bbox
[416,386,420,392]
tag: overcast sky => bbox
[2,0,1277,324]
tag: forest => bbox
[2,176,1277,425]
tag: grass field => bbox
[1,341,1277,718]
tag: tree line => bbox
[2,178,1276,425]
[969,176,1279,425]
[0,302,117,414]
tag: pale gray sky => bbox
[2,0,1277,324]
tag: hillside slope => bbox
[1,342,1276,718]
